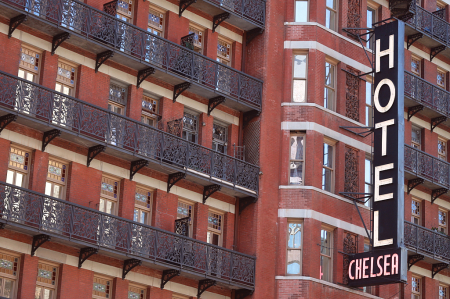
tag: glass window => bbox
[148,7,164,36]
[207,210,223,246]
[440,284,449,299]
[55,60,76,96]
[366,7,376,49]
[411,56,421,76]
[287,222,302,275]
[437,1,446,11]
[412,199,421,225]
[45,159,67,199]
[412,276,421,299]
[438,69,446,89]
[295,0,308,22]
[322,143,334,192]
[293,54,307,102]
[116,0,133,22]
[217,38,232,66]
[19,46,40,83]
[7,146,30,188]
[324,62,336,110]
[128,284,146,299]
[0,251,19,299]
[212,123,228,153]
[290,135,304,185]
[35,262,57,299]
[100,176,120,215]
[182,111,198,143]
[109,82,128,115]
[412,126,421,149]
[177,199,194,238]
[325,0,337,31]
[320,228,332,282]
[93,275,112,299]
[364,158,372,207]
[189,24,204,54]
[366,80,373,126]
[134,186,152,225]
[439,209,448,234]
[439,138,447,161]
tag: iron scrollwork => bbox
[346,0,361,39]
[342,233,358,284]
[344,147,359,194]
[345,69,359,122]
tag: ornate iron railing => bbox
[404,71,450,116]
[405,221,450,263]
[0,182,256,287]
[204,0,265,27]
[0,0,262,110]
[0,70,259,193]
[404,144,450,188]
[406,4,449,44]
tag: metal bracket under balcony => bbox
[87,145,106,167]
[42,129,61,152]
[246,28,264,46]
[175,217,189,236]
[179,0,196,17]
[122,259,142,279]
[431,45,446,62]
[213,12,230,32]
[137,67,155,88]
[239,197,257,215]
[432,188,448,204]
[407,105,424,121]
[408,254,424,270]
[95,50,114,73]
[340,126,374,138]
[8,14,26,38]
[167,172,186,193]
[208,96,226,116]
[173,82,191,103]
[0,114,17,134]
[78,247,98,268]
[51,32,70,55]
[161,269,180,289]
[431,116,447,132]
[407,33,423,49]
[390,0,414,18]
[31,234,51,256]
[203,184,221,204]
[130,159,149,180]
[408,178,424,194]
[235,289,254,299]
[432,263,449,278]
[197,279,216,298]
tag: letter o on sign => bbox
[374,79,396,113]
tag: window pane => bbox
[290,136,304,160]
[6,170,14,185]
[366,82,372,105]
[45,182,52,196]
[365,159,371,184]
[290,162,303,185]
[320,255,331,281]
[287,250,301,274]
[322,168,332,191]
[140,211,148,224]
[323,144,333,167]
[325,63,334,86]
[15,172,24,187]
[288,223,302,248]
[3,279,13,298]
[326,10,335,30]
[18,69,25,79]
[26,73,34,82]
[324,87,334,109]
[295,1,308,22]
[53,184,61,199]
[99,198,105,212]
[320,230,331,255]
[134,209,139,222]
[294,55,307,78]
[293,80,306,102]
[326,0,335,9]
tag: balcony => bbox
[405,221,450,265]
[0,70,259,197]
[0,0,263,112]
[0,182,256,289]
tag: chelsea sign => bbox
[347,20,407,287]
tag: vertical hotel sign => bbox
[348,20,407,287]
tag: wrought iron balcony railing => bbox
[0,0,262,111]
[406,4,450,46]
[405,221,450,263]
[0,182,256,288]
[405,144,450,188]
[0,70,259,194]
[201,0,265,29]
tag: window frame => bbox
[440,284,449,299]
[100,174,120,215]
[177,198,195,238]
[207,208,224,247]
[325,0,338,31]
[324,59,337,111]
[134,184,153,225]
[35,260,58,299]
[0,249,20,299]
[212,121,228,154]
[320,226,333,282]
[289,133,305,185]
[411,275,422,299]
[189,23,205,54]
[292,53,308,103]
[366,2,378,49]
[128,282,146,299]
[365,76,373,127]
[295,0,308,22]
[322,138,335,192]
[19,44,42,83]
[45,157,68,200]
[364,155,372,207]
[438,137,447,161]
[56,59,77,96]
[7,144,31,188]
[286,220,303,275]
[148,5,165,37]
[108,81,128,115]
[217,36,232,66]
[92,274,113,299]
[411,125,422,150]
[411,55,422,76]
[438,68,446,89]
[182,110,199,143]
[411,197,421,225]
[439,208,448,234]
[116,0,133,23]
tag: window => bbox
[45,158,67,199]
[55,60,76,96]
[35,262,58,299]
[217,38,232,66]
[438,68,446,89]
[212,122,228,153]
[439,209,448,234]
[411,56,421,76]
[295,0,308,22]
[412,276,422,299]
[366,6,377,49]
[207,210,223,246]
[286,222,302,275]
[320,228,332,282]
[290,134,304,185]
[324,61,336,110]
[116,0,132,22]
[412,125,422,149]
[293,54,307,102]
[440,284,449,299]
[325,0,337,31]
[128,284,146,299]
[177,199,194,237]
[148,7,164,36]
[412,198,421,225]
[93,275,112,299]
[100,175,120,215]
[6,146,30,188]
[364,157,372,207]
[439,137,447,160]
[437,1,446,12]
[134,186,152,225]
[366,80,373,126]
[18,46,40,83]
[0,251,19,298]
[141,95,159,127]
[322,142,334,192]
[182,111,198,143]
[109,82,128,115]
[189,24,204,54]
